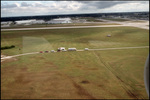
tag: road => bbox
[1,20,149,31]
[1,46,149,61]
[1,25,128,31]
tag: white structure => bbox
[58,47,66,51]
[1,21,13,25]
[1,21,12,27]
[62,50,67,52]
[47,18,72,24]
[84,48,89,51]
[15,19,36,25]
[1,24,10,27]
[51,50,55,52]
[32,20,45,24]
[1,22,8,25]
[68,48,77,51]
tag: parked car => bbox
[45,51,49,53]
[84,48,89,51]
[57,49,61,52]
[68,48,77,51]
[51,50,55,53]
[57,47,66,51]
[62,50,67,52]
[39,51,43,53]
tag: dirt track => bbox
[1,46,149,62]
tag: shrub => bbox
[1,45,15,50]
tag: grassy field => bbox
[130,20,148,23]
[1,23,120,29]
[1,26,149,99]
[85,17,104,22]
[102,18,130,22]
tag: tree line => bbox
[1,45,15,50]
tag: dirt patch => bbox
[1,57,18,63]
[1,54,7,58]
[1,54,18,63]
[98,85,104,87]
[80,80,90,84]
[71,80,95,99]
[45,61,55,65]
[1,65,96,99]
[87,68,99,70]
[37,56,45,59]
[44,61,58,69]
[76,65,83,68]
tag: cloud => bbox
[34,2,47,7]
[1,1,149,17]
[77,1,136,10]
[21,2,33,7]
[98,2,149,13]
[1,3,18,8]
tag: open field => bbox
[101,18,130,22]
[130,20,148,23]
[84,17,104,22]
[1,23,120,29]
[1,26,149,99]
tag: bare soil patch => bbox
[80,80,90,84]
[1,65,95,99]
[1,57,17,63]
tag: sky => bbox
[1,1,149,17]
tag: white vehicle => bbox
[51,50,55,52]
[62,50,67,52]
[57,47,66,51]
[68,48,77,51]
[84,48,89,51]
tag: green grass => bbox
[85,17,104,22]
[1,23,120,29]
[1,27,149,55]
[130,20,147,23]
[102,18,130,22]
[1,26,149,99]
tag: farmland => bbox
[1,26,149,99]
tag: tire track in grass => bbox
[92,51,144,99]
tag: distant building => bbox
[1,21,13,27]
[1,22,8,25]
[1,24,10,27]
[47,18,72,24]
[1,21,12,25]
[15,19,36,25]
[32,20,45,24]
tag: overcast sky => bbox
[1,1,149,17]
